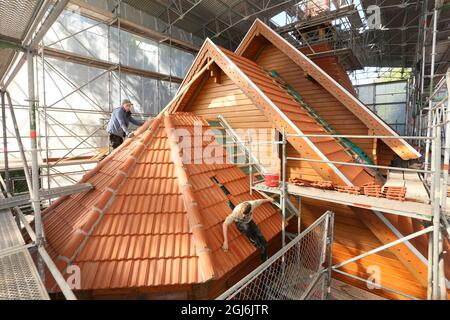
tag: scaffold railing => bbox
[217,211,334,300]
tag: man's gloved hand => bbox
[127,131,134,138]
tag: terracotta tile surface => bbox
[42,113,281,292]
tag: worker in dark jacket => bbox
[107,99,144,149]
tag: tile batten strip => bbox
[164,115,216,282]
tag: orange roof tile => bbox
[42,113,281,292]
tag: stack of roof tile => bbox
[383,186,407,201]
[361,182,383,198]
[310,180,334,190]
[289,178,313,187]
[41,113,281,293]
[334,185,361,195]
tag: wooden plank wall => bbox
[255,44,395,168]
[185,71,278,170]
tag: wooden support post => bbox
[369,129,378,165]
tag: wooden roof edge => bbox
[235,19,421,161]
[161,40,213,116]
[163,115,217,282]
[235,18,261,56]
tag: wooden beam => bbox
[208,63,221,84]
[351,207,429,288]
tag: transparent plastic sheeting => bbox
[356,81,407,134]
[45,10,195,79]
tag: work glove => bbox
[127,131,134,138]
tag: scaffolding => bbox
[1,0,198,202]
[0,0,196,300]
[234,119,450,299]
[215,77,449,299]
[217,211,334,300]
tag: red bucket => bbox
[264,173,280,187]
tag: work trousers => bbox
[235,220,268,262]
[109,134,124,150]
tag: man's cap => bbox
[122,99,133,105]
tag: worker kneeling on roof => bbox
[222,197,276,262]
[106,99,145,149]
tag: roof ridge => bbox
[53,117,163,278]
[163,114,216,282]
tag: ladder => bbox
[216,115,300,219]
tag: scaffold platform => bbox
[0,207,49,300]
[253,182,434,221]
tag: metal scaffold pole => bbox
[430,108,442,299]
[420,0,428,100]
[281,127,287,248]
[117,0,122,104]
[248,129,253,195]
[438,67,450,299]
[424,0,440,174]
[27,50,45,279]
[1,90,10,193]
[41,41,51,197]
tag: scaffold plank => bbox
[0,208,49,300]
[0,183,93,210]
[330,279,386,300]
[253,182,433,221]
